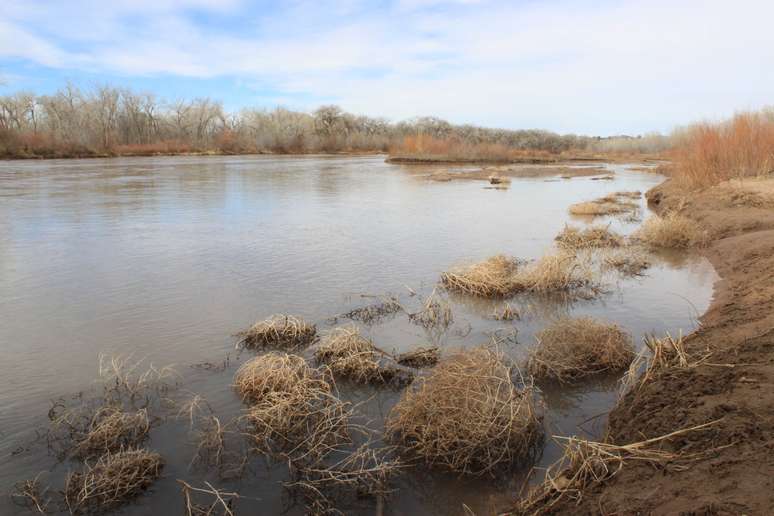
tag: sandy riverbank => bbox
[539,176,774,514]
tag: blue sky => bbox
[1,0,773,135]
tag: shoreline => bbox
[1,150,661,165]
[0,150,388,162]
[539,176,774,514]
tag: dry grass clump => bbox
[526,317,635,383]
[568,201,626,216]
[47,402,152,460]
[72,407,150,459]
[386,346,542,476]
[64,448,163,514]
[602,247,651,276]
[233,352,356,463]
[233,352,327,403]
[634,213,707,248]
[555,225,624,250]
[243,385,353,464]
[440,255,523,297]
[510,421,718,515]
[514,252,599,296]
[315,326,412,385]
[396,346,440,368]
[237,314,316,350]
[568,192,640,217]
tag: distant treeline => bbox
[0,84,670,159]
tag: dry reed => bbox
[11,474,52,514]
[97,354,179,403]
[386,346,542,476]
[618,333,713,401]
[554,225,624,250]
[178,480,240,516]
[492,303,519,321]
[237,314,316,350]
[285,443,402,515]
[440,255,522,297]
[634,213,707,248]
[314,326,412,385]
[396,346,440,368]
[64,448,163,514]
[526,317,635,383]
[188,414,247,480]
[511,421,719,515]
[408,290,454,331]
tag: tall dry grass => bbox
[673,109,774,187]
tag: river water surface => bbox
[0,155,715,515]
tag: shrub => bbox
[673,110,774,187]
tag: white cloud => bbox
[1,0,773,134]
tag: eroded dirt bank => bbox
[543,177,774,514]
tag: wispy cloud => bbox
[1,0,773,134]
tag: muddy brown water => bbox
[0,156,715,515]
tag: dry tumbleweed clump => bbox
[386,346,542,476]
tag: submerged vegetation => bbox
[602,247,651,276]
[527,317,635,383]
[396,346,441,368]
[386,346,542,476]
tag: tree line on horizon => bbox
[0,84,670,159]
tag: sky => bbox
[1,0,773,136]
